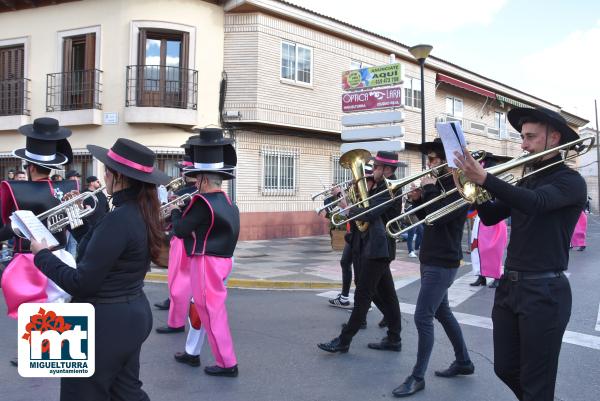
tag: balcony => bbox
[46,69,103,126]
[0,77,31,130]
[124,65,198,126]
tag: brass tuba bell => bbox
[338,149,372,232]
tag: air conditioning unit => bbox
[223,110,241,119]
[435,115,446,124]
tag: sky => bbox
[287,0,600,127]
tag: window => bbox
[445,96,463,118]
[0,44,26,116]
[397,162,408,179]
[262,147,298,195]
[281,42,312,84]
[332,156,352,185]
[495,111,507,138]
[404,77,422,109]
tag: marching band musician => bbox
[392,138,473,398]
[318,151,403,355]
[30,138,170,401]
[0,118,78,324]
[168,128,240,377]
[454,107,587,401]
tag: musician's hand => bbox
[62,190,80,201]
[421,176,437,187]
[167,203,180,214]
[454,148,487,185]
[30,239,51,255]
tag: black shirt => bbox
[83,187,109,227]
[477,155,586,272]
[34,187,150,300]
[414,173,468,268]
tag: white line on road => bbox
[596,303,600,332]
[447,272,486,307]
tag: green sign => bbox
[342,63,403,90]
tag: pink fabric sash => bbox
[571,212,587,247]
[478,220,507,279]
[1,254,48,319]
[167,236,192,328]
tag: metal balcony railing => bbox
[125,65,198,109]
[0,77,30,116]
[46,69,102,112]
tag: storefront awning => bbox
[496,94,532,109]
[436,73,495,99]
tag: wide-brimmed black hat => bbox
[508,107,579,145]
[419,137,445,157]
[87,138,171,185]
[176,155,194,170]
[183,128,237,180]
[371,151,405,168]
[13,117,72,169]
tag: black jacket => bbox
[34,188,150,300]
[477,155,586,272]
[414,172,468,268]
[83,188,109,227]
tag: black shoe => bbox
[488,279,499,288]
[154,299,170,310]
[469,276,486,286]
[341,321,367,330]
[204,364,238,377]
[577,246,586,251]
[392,375,425,397]
[434,361,475,377]
[9,358,17,367]
[174,352,200,367]
[368,336,401,352]
[378,318,388,328]
[155,325,184,334]
[317,337,350,353]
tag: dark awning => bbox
[436,73,495,99]
[496,94,531,109]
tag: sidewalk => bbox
[146,235,428,289]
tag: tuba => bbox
[333,149,372,232]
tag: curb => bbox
[144,272,341,290]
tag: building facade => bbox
[0,0,590,239]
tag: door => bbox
[62,33,95,110]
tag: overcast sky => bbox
[288,0,600,127]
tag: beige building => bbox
[0,0,590,239]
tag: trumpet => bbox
[160,190,198,219]
[386,136,595,238]
[12,186,106,237]
[331,150,485,227]
[166,177,185,192]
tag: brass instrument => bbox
[386,136,595,238]
[160,190,199,219]
[331,149,372,232]
[12,186,106,237]
[166,177,185,192]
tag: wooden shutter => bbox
[0,45,25,115]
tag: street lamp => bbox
[409,44,433,169]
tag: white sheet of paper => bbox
[436,122,467,168]
[10,210,59,247]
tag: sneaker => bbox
[408,251,417,258]
[329,294,352,309]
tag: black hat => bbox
[176,155,194,170]
[87,138,171,185]
[419,137,445,157]
[13,117,72,169]
[507,107,579,145]
[371,151,405,168]
[183,129,237,180]
[86,175,99,184]
[66,170,80,179]
[480,152,501,168]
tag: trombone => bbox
[331,150,485,228]
[386,136,595,238]
[12,186,107,237]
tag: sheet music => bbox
[10,210,59,247]
[436,121,467,168]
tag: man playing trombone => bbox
[454,107,587,401]
[392,138,473,398]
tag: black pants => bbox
[340,243,353,297]
[60,294,153,401]
[492,274,571,401]
[340,257,401,344]
[412,264,470,379]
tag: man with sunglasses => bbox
[392,138,473,398]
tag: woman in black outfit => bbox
[31,138,170,401]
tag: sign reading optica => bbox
[342,63,402,91]
[342,86,402,112]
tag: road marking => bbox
[447,272,486,307]
[596,303,600,332]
